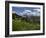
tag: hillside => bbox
[12,13,40,31]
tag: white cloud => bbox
[21,9,40,16]
[33,9,40,12]
[12,9,40,16]
[22,10,32,15]
[23,10,32,13]
[17,10,32,16]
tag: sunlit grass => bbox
[12,17,40,31]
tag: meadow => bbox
[12,13,40,31]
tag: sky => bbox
[12,7,40,16]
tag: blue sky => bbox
[12,7,40,16]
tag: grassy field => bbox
[12,14,40,31]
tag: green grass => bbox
[12,14,40,31]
